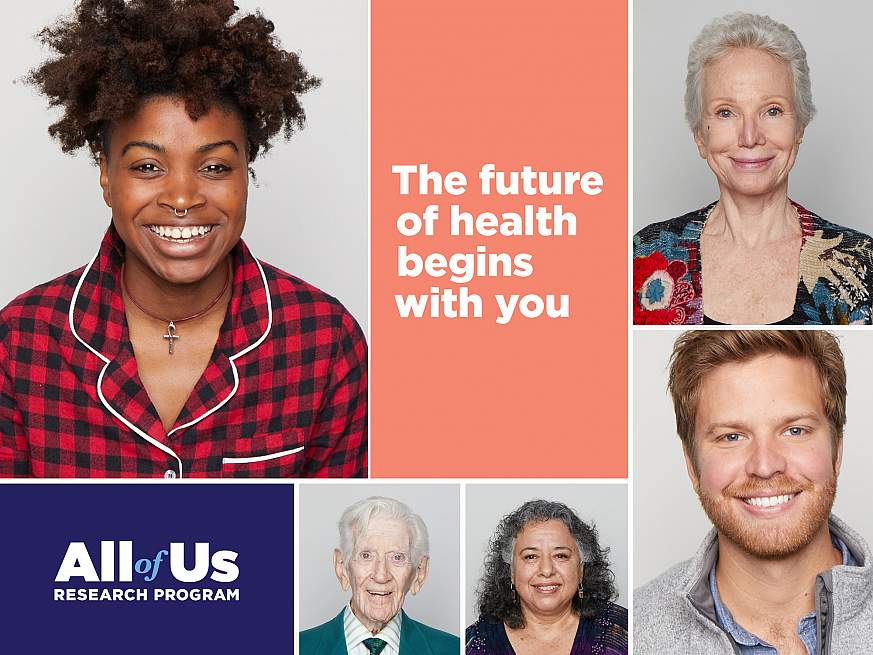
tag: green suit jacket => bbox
[299,608,459,655]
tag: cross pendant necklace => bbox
[163,321,180,355]
[120,262,232,356]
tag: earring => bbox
[578,584,584,600]
[510,581,518,604]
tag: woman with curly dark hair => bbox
[466,500,627,655]
[0,0,366,478]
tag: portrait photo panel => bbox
[1,0,367,328]
[465,482,628,628]
[298,482,461,638]
[634,0,873,236]
[634,328,873,587]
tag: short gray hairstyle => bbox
[685,12,815,132]
[338,496,430,566]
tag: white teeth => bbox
[536,585,559,591]
[147,225,214,241]
[743,494,795,508]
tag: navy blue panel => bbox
[1,484,293,654]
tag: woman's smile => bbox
[530,582,562,594]
[143,223,221,257]
[147,224,215,242]
[729,155,775,171]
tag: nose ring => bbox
[173,207,188,218]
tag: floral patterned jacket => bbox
[633,201,873,325]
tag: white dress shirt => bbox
[342,603,402,655]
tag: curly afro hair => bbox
[475,499,617,629]
[27,0,320,162]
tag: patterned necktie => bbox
[363,637,388,655]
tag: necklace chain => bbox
[120,262,232,355]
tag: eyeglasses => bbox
[352,550,411,568]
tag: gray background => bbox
[465,483,628,627]
[634,1,873,236]
[1,0,367,332]
[633,330,873,587]
[299,483,460,636]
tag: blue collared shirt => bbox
[709,534,856,655]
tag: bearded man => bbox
[634,330,873,655]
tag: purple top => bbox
[465,602,628,655]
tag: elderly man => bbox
[300,496,459,655]
[635,331,873,654]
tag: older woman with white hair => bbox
[300,496,459,655]
[633,12,873,325]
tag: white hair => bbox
[685,12,815,132]
[338,496,430,566]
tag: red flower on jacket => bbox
[633,252,695,324]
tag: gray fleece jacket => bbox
[634,515,873,655]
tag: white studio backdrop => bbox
[465,483,629,627]
[0,0,367,332]
[634,0,873,239]
[299,483,461,636]
[633,329,873,587]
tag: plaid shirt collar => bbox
[69,225,273,468]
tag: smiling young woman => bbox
[0,0,366,478]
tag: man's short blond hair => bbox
[668,330,846,460]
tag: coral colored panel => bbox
[371,0,627,477]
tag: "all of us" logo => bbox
[55,541,239,584]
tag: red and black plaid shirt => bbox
[0,226,367,478]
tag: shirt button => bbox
[164,470,177,479]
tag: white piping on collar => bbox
[69,252,183,478]
[168,256,273,437]
[68,251,274,479]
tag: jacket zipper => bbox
[816,578,834,655]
